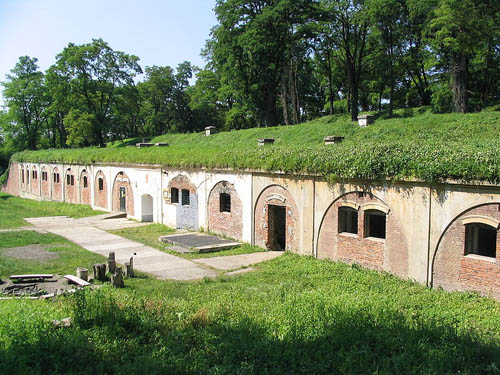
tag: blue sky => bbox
[0,0,217,104]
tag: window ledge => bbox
[364,236,385,243]
[338,232,358,238]
[464,254,497,263]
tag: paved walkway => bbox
[23,216,282,281]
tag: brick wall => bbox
[31,166,39,195]
[433,204,500,299]
[52,168,62,201]
[41,167,50,198]
[254,185,299,252]
[94,170,107,209]
[317,192,408,278]
[208,181,243,240]
[112,171,134,216]
[80,170,90,205]
[65,169,77,203]
[1,163,19,195]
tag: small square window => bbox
[465,223,496,258]
[98,178,104,191]
[365,210,386,239]
[181,189,190,206]
[338,207,358,234]
[220,193,231,212]
[171,187,179,203]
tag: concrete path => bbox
[23,216,283,281]
[25,216,218,281]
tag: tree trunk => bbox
[326,49,334,115]
[281,84,290,125]
[451,53,468,113]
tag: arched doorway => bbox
[94,170,108,209]
[112,171,134,216]
[80,169,90,205]
[141,194,153,222]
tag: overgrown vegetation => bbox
[110,224,265,259]
[0,193,103,228]
[12,109,500,183]
[0,254,499,374]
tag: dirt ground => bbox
[2,244,61,261]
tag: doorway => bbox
[119,187,126,212]
[268,204,286,251]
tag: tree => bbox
[51,39,142,145]
[2,56,49,150]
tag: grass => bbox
[0,192,104,229]
[0,253,499,374]
[109,223,266,259]
[11,108,500,183]
[0,231,106,277]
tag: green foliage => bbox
[0,193,103,228]
[431,83,454,113]
[0,254,498,374]
[12,110,500,183]
[64,109,94,147]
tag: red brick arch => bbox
[94,170,108,209]
[52,167,62,201]
[254,184,299,252]
[64,168,77,203]
[112,171,134,215]
[41,166,49,198]
[432,203,500,299]
[30,166,39,195]
[317,191,408,278]
[208,181,243,240]
[80,169,90,205]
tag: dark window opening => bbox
[181,189,190,206]
[83,176,88,188]
[21,170,24,183]
[465,223,497,258]
[365,210,386,239]
[358,192,364,198]
[220,193,231,212]
[70,175,75,186]
[67,174,70,185]
[268,204,286,251]
[339,207,358,235]
[56,173,60,183]
[26,171,29,184]
[98,178,104,191]
[42,171,47,181]
[171,187,179,203]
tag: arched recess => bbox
[166,174,198,230]
[52,167,62,201]
[80,169,90,205]
[254,184,299,251]
[432,203,500,299]
[112,171,134,215]
[31,166,39,195]
[41,166,50,198]
[64,168,77,203]
[20,165,25,191]
[317,191,408,278]
[207,181,243,240]
[94,170,108,209]
[141,194,154,222]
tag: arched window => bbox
[465,223,497,258]
[338,206,358,235]
[364,210,386,239]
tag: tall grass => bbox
[12,110,500,183]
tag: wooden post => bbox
[92,264,106,281]
[76,267,88,281]
[111,266,124,288]
[108,252,116,274]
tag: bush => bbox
[431,83,453,113]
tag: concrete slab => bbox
[159,233,241,252]
[192,251,283,271]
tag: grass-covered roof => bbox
[12,108,500,184]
